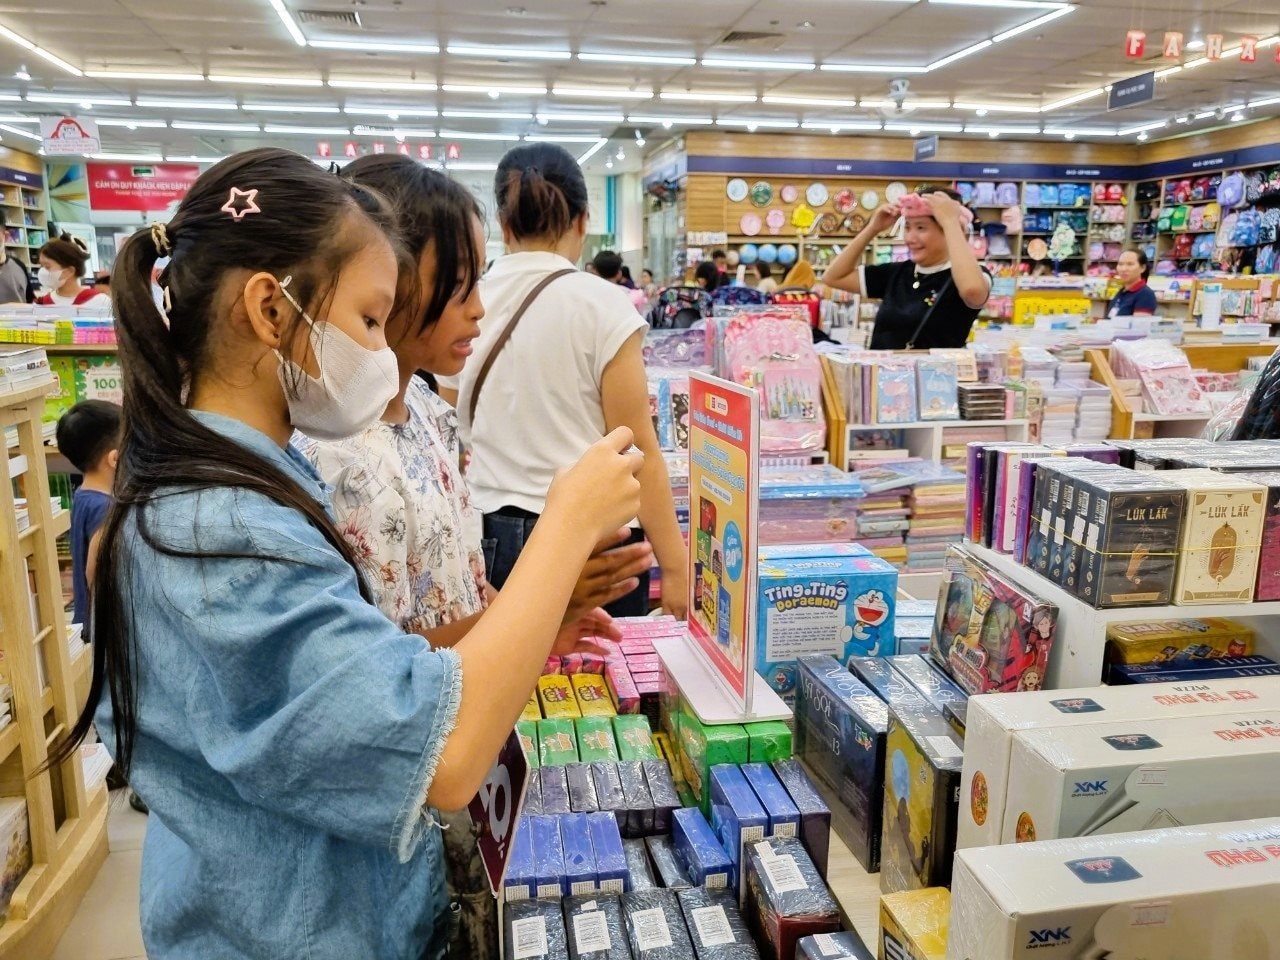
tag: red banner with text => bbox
[87,162,201,213]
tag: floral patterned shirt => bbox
[300,379,488,635]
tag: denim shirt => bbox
[95,411,462,960]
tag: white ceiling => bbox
[0,0,1277,169]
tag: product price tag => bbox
[632,907,674,950]
[762,853,808,893]
[814,933,845,956]
[690,906,735,947]
[469,729,531,896]
[511,917,549,959]
[573,909,612,952]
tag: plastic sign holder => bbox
[655,373,789,725]
[469,729,532,897]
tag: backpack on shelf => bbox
[1261,209,1280,244]
[1191,234,1215,260]
[1170,205,1190,230]
[1093,183,1108,204]
[1230,210,1261,247]
[1173,234,1195,259]
[1087,240,1104,261]
[1191,178,1209,201]
[956,182,975,204]
[1157,208,1173,232]
[1104,242,1123,260]
[1023,183,1042,207]
[995,182,1019,206]
[1246,171,1267,203]
[712,284,769,308]
[1135,181,1160,201]
[1106,183,1125,202]
[1057,184,1075,207]
[975,182,997,206]
[1188,206,1205,232]
[1203,202,1222,229]
[1218,172,1246,209]
[1172,179,1193,203]
[647,286,712,329]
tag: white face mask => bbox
[274,276,400,441]
[38,266,67,292]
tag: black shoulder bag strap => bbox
[904,276,954,351]
[467,268,575,425]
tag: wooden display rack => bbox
[0,379,106,959]
[1086,342,1279,440]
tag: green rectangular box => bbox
[515,721,539,770]
[676,706,748,814]
[574,716,620,763]
[536,718,578,766]
[612,715,658,762]
[746,721,793,764]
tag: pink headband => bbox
[899,193,975,228]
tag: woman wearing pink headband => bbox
[821,185,990,350]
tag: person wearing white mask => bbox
[51,148,644,960]
[36,233,109,307]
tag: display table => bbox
[826,831,882,948]
[967,542,1280,688]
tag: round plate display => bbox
[807,182,829,206]
[885,181,908,204]
[765,208,786,234]
[1027,238,1049,261]
[740,213,762,236]
[861,189,880,210]
[848,213,868,233]
[726,177,749,202]
[780,184,799,204]
[817,212,840,234]
[750,181,773,206]
[834,189,856,214]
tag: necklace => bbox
[912,266,921,290]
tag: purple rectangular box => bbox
[741,763,801,841]
[586,811,628,894]
[618,760,656,838]
[771,760,831,879]
[642,759,681,834]
[540,765,572,816]
[566,763,599,814]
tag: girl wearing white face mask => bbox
[36,233,109,307]
[51,148,644,960]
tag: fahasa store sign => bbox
[87,162,201,213]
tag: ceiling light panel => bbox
[992,6,1073,43]
[714,118,800,129]
[577,139,609,163]
[578,52,696,66]
[308,39,439,54]
[448,44,570,60]
[625,115,714,126]
[89,152,165,162]
[172,120,262,132]
[801,120,884,131]
[525,134,609,143]
[343,105,438,117]
[85,70,204,82]
[25,93,131,107]
[953,101,1040,113]
[660,91,757,104]
[762,95,857,108]
[929,0,1068,7]
[95,117,168,128]
[263,123,352,135]
[1043,126,1117,136]
[137,98,238,110]
[928,40,993,70]
[245,102,342,114]
[700,57,815,71]
[329,79,437,91]
[437,129,522,141]
[208,74,323,87]
[442,109,532,120]
[442,83,547,96]
[884,121,964,132]
[268,0,306,46]
[536,111,624,123]
[553,86,653,100]
[444,161,499,171]
[1041,87,1105,111]
[821,63,928,73]
[0,123,41,140]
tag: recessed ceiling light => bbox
[553,85,653,100]
[525,134,608,143]
[442,109,532,120]
[578,51,697,66]
[344,105,437,117]
[975,108,989,116]
[700,57,815,71]
[267,0,306,46]
[85,70,204,82]
[329,79,437,91]
[615,147,625,160]
[447,44,571,60]
[136,97,238,110]
[437,129,521,141]
[25,93,131,107]
[308,39,439,54]
[762,95,857,108]
[1231,111,1246,122]
[605,159,613,169]
[626,115,714,127]
[172,120,262,132]
[536,111,624,123]
[1063,132,1075,140]
[1137,131,1149,140]
[13,66,29,81]
[660,91,757,104]
[0,123,42,141]
[442,82,547,97]
[797,19,815,29]
[262,123,353,135]
[95,117,167,128]
[88,152,166,162]
[208,74,323,87]
[246,102,343,114]
[821,63,927,74]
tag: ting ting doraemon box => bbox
[755,547,897,699]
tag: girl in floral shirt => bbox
[302,155,651,958]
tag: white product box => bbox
[1003,709,1280,844]
[947,818,1280,959]
[957,675,1280,849]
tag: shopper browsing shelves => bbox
[821,187,990,350]
[439,143,687,618]
[299,155,652,958]
[1106,249,1158,317]
[55,148,643,960]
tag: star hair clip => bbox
[221,187,261,221]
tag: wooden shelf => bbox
[0,723,18,764]
[35,344,118,356]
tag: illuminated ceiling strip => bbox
[309,39,439,54]
[576,138,609,163]
[267,0,306,46]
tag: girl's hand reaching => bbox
[565,528,654,625]
[870,203,902,234]
[545,428,643,545]
[552,607,618,657]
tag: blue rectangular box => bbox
[672,806,732,891]
[560,813,598,896]
[586,811,628,895]
[1107,654,1276,684]
[529,814,567,899]
[503,816,536,902]
[1112,662,1280,684]
[741,763,801,840]
[771,759,831,879]
[795,656,889,873]
[886,655,969,714]
[756,552,898,700]
[708,764,768,898]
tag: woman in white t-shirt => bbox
[36,234,110,307]
[439,143,687,618]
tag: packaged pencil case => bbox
[540,674,582,719]
[540,765,571,816]
[573,674,617,717]
[742,763,801,839]
[561,812,599,896]
[744,836,840,960]
[678,886,761,960]
[503,816,535,902]
[622,889,695,960]
[505,896,570,960]
[642,759,681,834]
[645,834,692,891]
[565,763,600,814]
[771,759,831,878]
[564,894,630,960]
[586,811,628,895]
[672,806,733,890]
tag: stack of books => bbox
[0,347,51,395]
[958,383,1006,421]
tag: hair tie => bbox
[150,222,173,257]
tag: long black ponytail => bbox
[51,148,401,775]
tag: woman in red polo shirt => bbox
[36,234,109,307]
[1107,249,1158,317]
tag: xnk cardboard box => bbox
[564,893,630,960]
[797,931,873,960]
[958,674,1280,850]
[505,895,570,960]
[946,818,1280,960]
[530,814,568,898]
[879,888,949,960]
[1003,709,1280,845]
[880,704,963,894]
[678,886,761,960]
[742,763,801,840]
[744,837,840,960]
[887,655,968,713]
[756,550,897,700]
[794,655,888,874]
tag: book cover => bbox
[875,363,917,425]
[915,358,959,422]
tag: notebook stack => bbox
[957,383,1006,421]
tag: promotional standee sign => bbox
[687,373,761,715]
[468,730,530,896]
